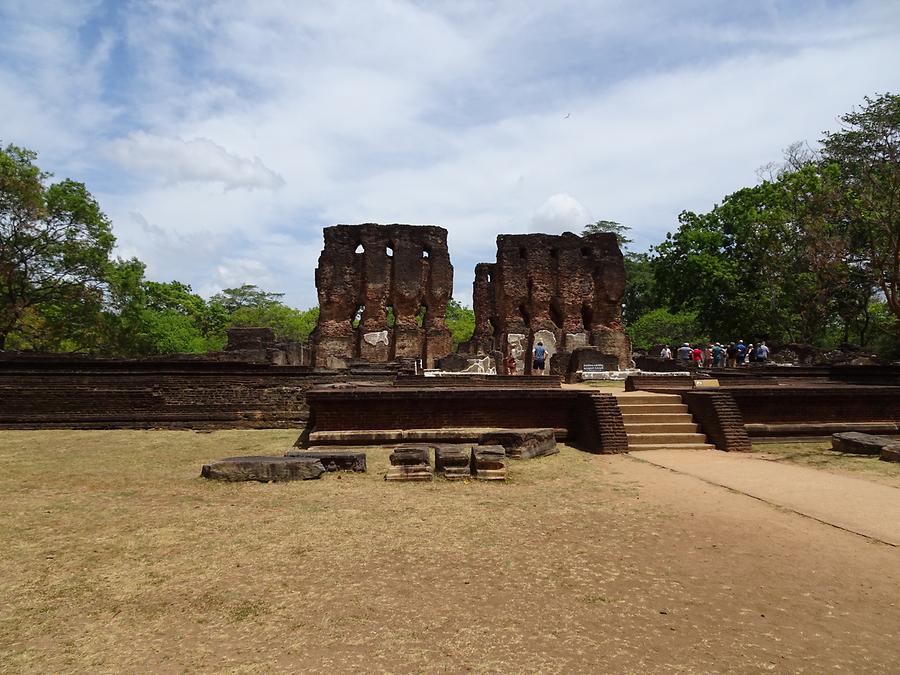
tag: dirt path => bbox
[1,431,899,673]
[630,448,900,546]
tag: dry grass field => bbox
[2,430,899,673]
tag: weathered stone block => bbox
[831,432,896,455]
[391,444,431,466]
[434,444,472,480]
[880,444,900,463]
[384,464,433,481]
[201,456,325,482]
[479,428,558,459]
[471,444,508,480]
[284,450,367,472]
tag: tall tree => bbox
[583,219,633,246]
[820,93,900,322]
[0,144,115,349]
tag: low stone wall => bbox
[305,387,628,454]
[0,357,379,429]
[726,385,900,437]
[394,375,561,388]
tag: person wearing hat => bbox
[676,342,693,363]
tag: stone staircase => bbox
[614,391,715,451]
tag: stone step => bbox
[614,393,684,404]
[626,432,709,445]
[628,443,716,451]
[623,422,699,434]
[616,404,689,414]
[621,413,694,424]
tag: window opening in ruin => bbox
[415,304,427,327]
[519,303,530,323]
[549,302,564,329]
[386,243,394,257]
[386,305,396,327]
[519,247,527,259]
[487,272,492,283]
[351,305,364,329]
[488,318,499,337]
[355,243,365,254]
[527,279,533,297]
[581,304,593,330]
[580,246,590,257]
[422,247,430,258]
[550,248,558,259]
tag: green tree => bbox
[821,93,900,323]
[654,163,850,344]
[445,299,475,347]
[583,219,633,246]
[0,144,115,349]
[626,307,705,350]
[210,284,318,342]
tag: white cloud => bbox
[103,132,285,190]
[2,0,900,310]
[530,194,592,234]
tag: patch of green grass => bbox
[753,441,900,483]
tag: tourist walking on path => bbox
[660,344,672,360]
[712,343,724,368]
[532,341,547,375]
[691,345,703,367]
[677,343,693,364]
[756,341,769,362]
[726,342,737,368]
[735,340,748,365]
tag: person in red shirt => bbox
[692,346,703,367]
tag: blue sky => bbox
[2,0,899,308]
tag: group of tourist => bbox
[659,340,769,368]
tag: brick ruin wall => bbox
[0,357,391,429]
[724,385,900,436]
[306,387,629,454]
[472,232,630,375]
[311,224,453,369]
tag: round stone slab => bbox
[201,456,326,482]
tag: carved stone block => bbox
[471,444,508,481]
[284,450,367,472]
[201,456,325,482]
[479,429,558,459]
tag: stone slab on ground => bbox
[391,444,431,466]
[283,450,367,472]
[479,428,558,459]
[631,448,900,546]
[472,445,508,481]
[832,431,898,455]
[882,444,900,463]
[201,456,325,482]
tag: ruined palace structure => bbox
[473,232,629,373]
[312,224,453,369]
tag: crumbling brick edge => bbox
[571,392,629,454]
[681,390,752,452]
